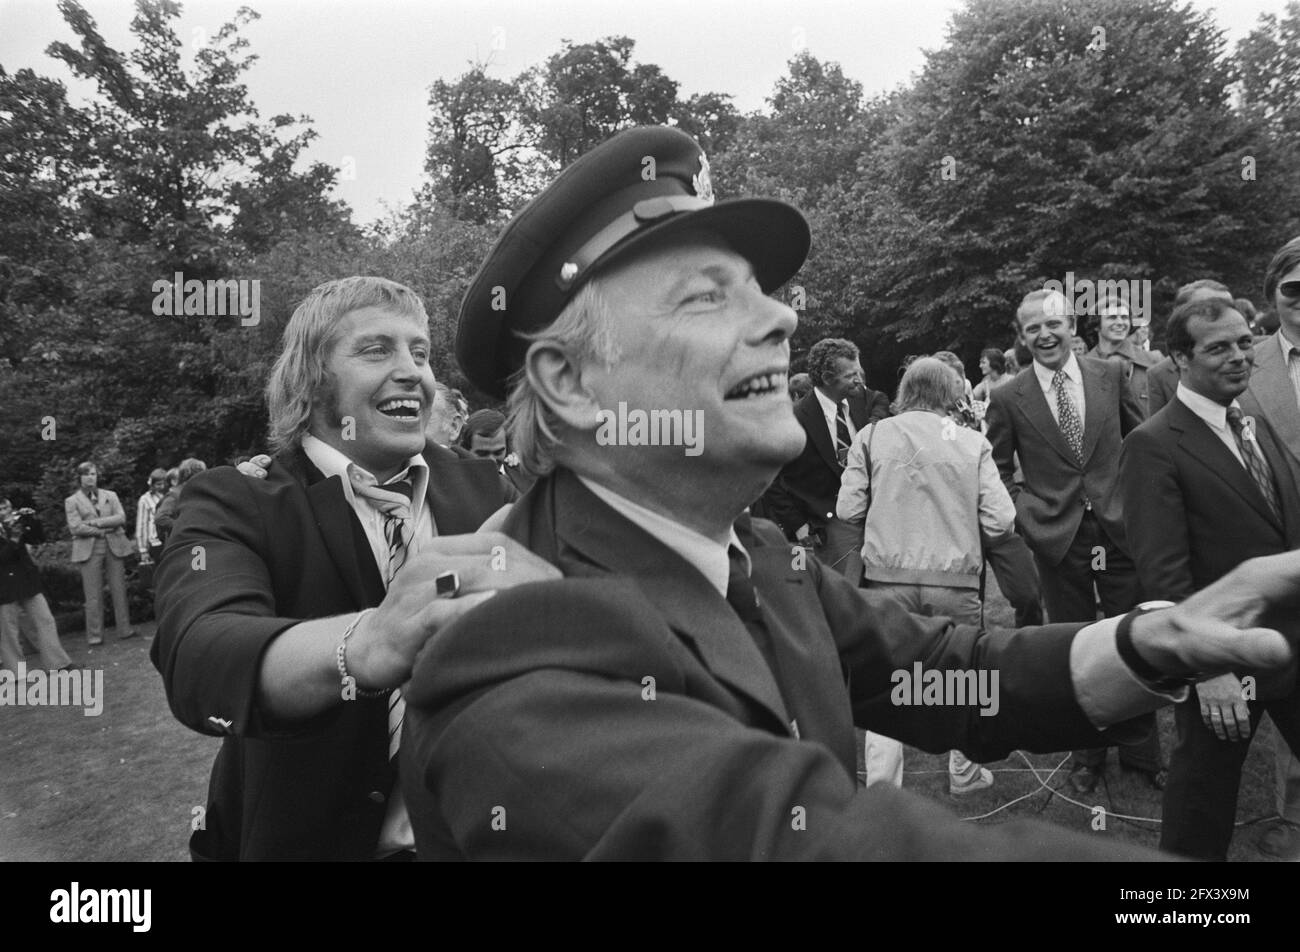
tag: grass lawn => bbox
[0,580,1288,861]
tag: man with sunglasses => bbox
[1239,235,1300,859]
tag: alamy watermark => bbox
[0,663,104,716]
[890,662,999,716]
[595,402,704,457]
[151,271,261,326]
[50,882,150,932]
[1041,272,1151,322]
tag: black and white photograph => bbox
[2,0,1300,892]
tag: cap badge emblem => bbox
[692,153,715,205]
[560,262,579,283]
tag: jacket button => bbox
[368,790,386,804]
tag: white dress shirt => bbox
[814,387,858,448]
[301,433,433,857]
[1278,329,1300,410]
[580,475,746,596]
[302,434,434,570]
[1175,383,1244,467]
[1032,352,1086,429]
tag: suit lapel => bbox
[1079,358,1109,466]
[537,471,793,732]
[847,392,870,430]
[1168,401,1279,529]
[1247,341,1300,471]
[422,445,502,534]
[1256,419,1300,544]
[1016,370,1077,466]
[797,392,840,473]
[280,448,384,608]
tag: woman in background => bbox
[837,357,1019,796]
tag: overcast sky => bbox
[0,0,1286,223]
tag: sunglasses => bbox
[1278,280,1300,300]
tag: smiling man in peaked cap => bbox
[400,125,1300,861]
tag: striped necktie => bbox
[834,403,852,468]
[347,472,416,764]
[349,473,414,586]
[1226,408,1282,526]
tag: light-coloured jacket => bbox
[836,410,1014,589]
[65,489,134,562]
[136,491,163,553]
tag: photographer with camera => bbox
[0,497,73,674]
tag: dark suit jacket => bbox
[763,388,891,539]
[1145,356,1179,416]
[1239,331,1300,490]
[401,468,1161,860]
[1119,397,1300,697]
[151,442,513,861]
[0,516,45,605]
[986,357,1144,566]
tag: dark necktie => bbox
[725,546,800,737]
[1051,370,1084,465]
[1226,408,1282,526]
[834,403,852,468]
[726,545,782,673]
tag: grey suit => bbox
[986,356,1158,774]
[1238,330,1300,830]
[986,357,1143,570]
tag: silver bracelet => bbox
[336,609,388,698]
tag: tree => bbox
[45,0,349,259]
[519,36,680,167]
[839,0,1300,372]
[1236,2,1300,151]
[420,64,533,223]
[0,0,354,528]
[673,92,742,154]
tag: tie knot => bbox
[350,468,415,519]
[1225,407,1245,432]
[382,478,414,502]
[1052,369,1068,388]
[725,545,758,613]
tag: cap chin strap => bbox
[555,194,716,291]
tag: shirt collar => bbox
[1033,351,1081,391]
[1278,329,1300,361]
[302,433,428,513]
[814,386,845,421]
[1175,382,1239,430]
[577,475,746,598]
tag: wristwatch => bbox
[1115,600,1192,690]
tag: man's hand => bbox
[1129,551,1299,681]
[237,454,272,478]
[345,532,561,690]
[1196,673,1251,741]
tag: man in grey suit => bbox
[64,461,136,646]
[987,289,1163,794]
[1238,235,1300,860]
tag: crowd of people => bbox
[756,250,1300,861]
[6,124,1300,863]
